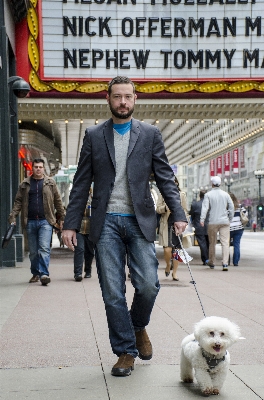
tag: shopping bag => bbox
[2,223,15,249]
[172,248,193,264]
[240,208,249,226]
[182,219,195,237]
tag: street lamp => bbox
[254,170,264,228]
[224,177,233,193]
[254,170,264,203]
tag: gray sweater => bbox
[106,129,135,215]
[200,187,234,225]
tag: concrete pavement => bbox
[0,231,263,400]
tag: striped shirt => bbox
[230,207,247,231]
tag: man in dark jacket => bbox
[190,190,209,265]
[62,76,187,377]
[9,158,65,285]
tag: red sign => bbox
[216,156,222,175]
[224,152,230,176]
[210,159,215,177]
[233,148,239,173]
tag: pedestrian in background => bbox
[190,189,209,265]
[8,158,65,285]
[62,76,187,377]
[200,176,234,271]
[252,221,257,232]
[156,176,189,281]
[229,193,247,267]
[74,191,94,281]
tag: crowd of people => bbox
[8,76,252,380]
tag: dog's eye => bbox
[209,331,215,337]
[220,332,225,337]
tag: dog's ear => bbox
[229,322,242,342]
[193,323,201,342]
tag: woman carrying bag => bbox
[157,177,190,281]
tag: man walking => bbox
[9,158,65,285]
[62,76,187,376]
[200,176,234,271]
[74,194,94,281]
[190,189,209,265]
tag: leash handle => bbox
[171,226,207,318]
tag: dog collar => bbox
[201,348,226,370]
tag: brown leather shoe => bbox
[29,275,39,283]
[111,354,134,376]
[135,329,153,360]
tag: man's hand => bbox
[173,221,188,235]
[62,229,77,251]
[200,221,204,227]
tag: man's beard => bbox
[109,103,134,120]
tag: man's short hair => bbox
[32,158,45,166]
[108,76,135,95]
[200,189,207,199]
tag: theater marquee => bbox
[25,0,264,93]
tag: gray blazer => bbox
[63,118,187,243]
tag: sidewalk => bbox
[0,231,263,400]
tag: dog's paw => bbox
[211,388,220,395]
[183,378,193,383]
[202,388,212,397]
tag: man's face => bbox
[107,83,137,122]
[32,162,44,179]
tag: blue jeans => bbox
[230,229,243,265]
[26,219,53,277]
[74,232,94,276]
[95,214,160,358]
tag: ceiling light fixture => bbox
[95,119,98,124]
[171,119,174,123]
[50,119,53,124]
[65,119,68,124]
[201,119,204,123]
[216,119,219,123]
[186,119,189,123]
[156,119,159,124]
[80,119,83,124]
[34,119,37,124]
[18,119,22,124]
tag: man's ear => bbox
[106,94,109,104]
[134,93,137,103]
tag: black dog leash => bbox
[171,227,207,318]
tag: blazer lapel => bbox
[127,119,140,158]
[103,119,116,169]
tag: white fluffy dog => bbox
[180,316,242,396]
